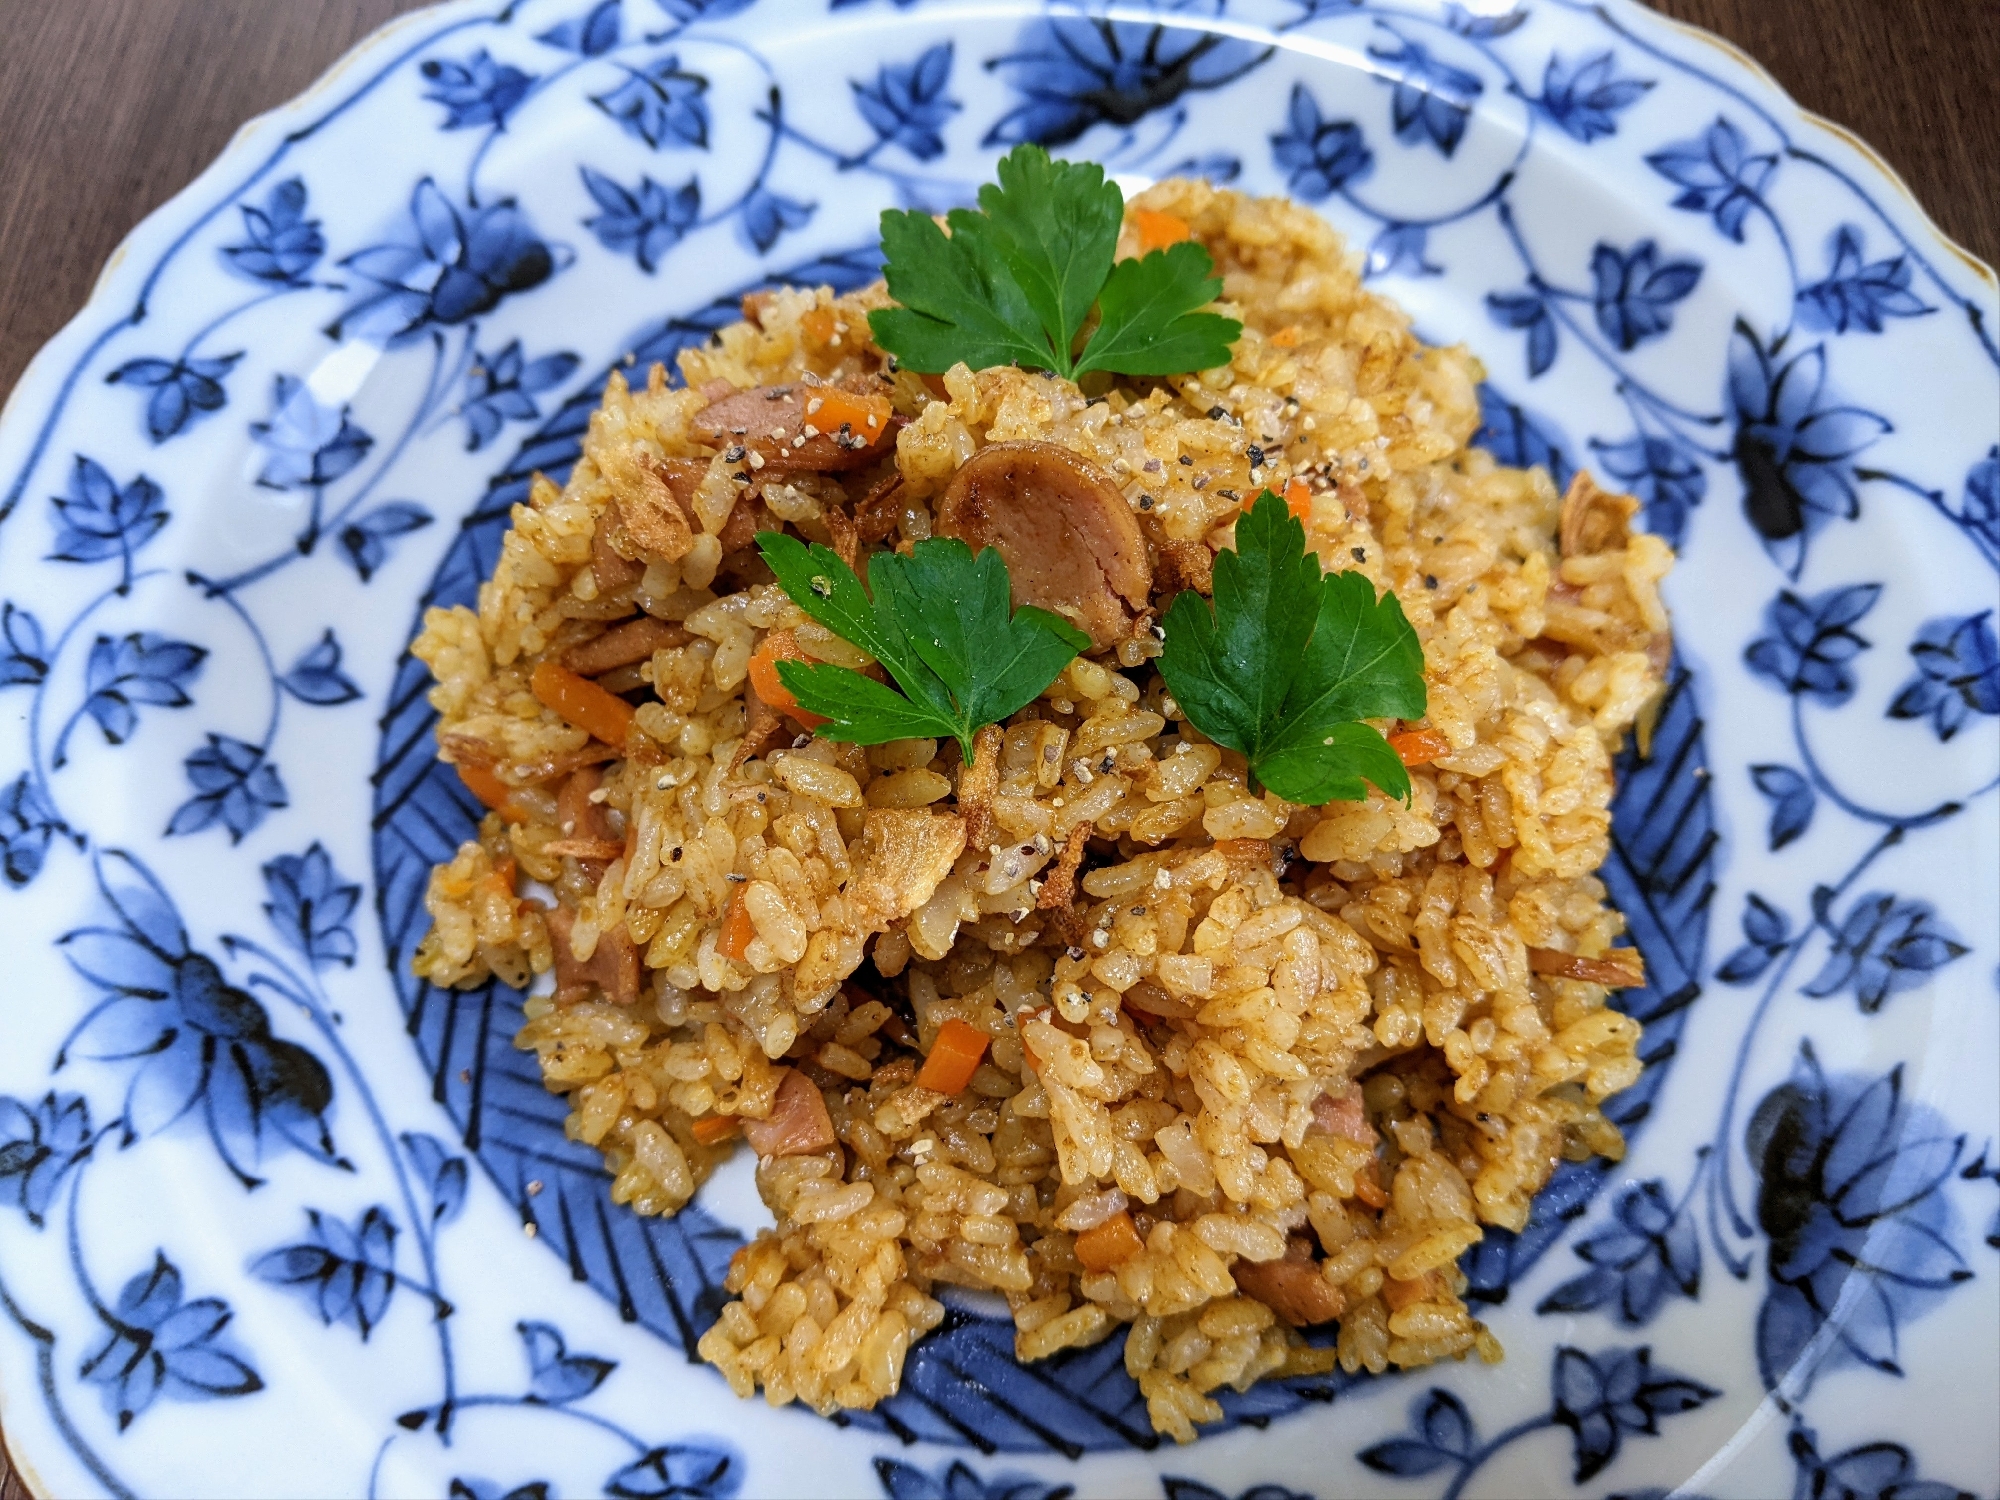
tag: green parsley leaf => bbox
[868,144,1242,380]
[757,530,1090,760]
[1157,491,1427,805]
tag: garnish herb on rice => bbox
[869,144,1242,380]
[756,530,1090,760]
[1158,490,1428,806]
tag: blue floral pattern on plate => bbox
[0,1,1993,1496]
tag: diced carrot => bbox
[801,305,837,345]
[691,1114,741,1146]
[808,387,893,450]
[747,628,828,730]
[1284,476,1312,520]
[1353,1160,1389,1210]
[1131,208,1191,253]
[1015,1006,1051,1074]
[915,1018,991,1094]
[1074,1209,1145,1271]
[717,887,757,961]
[1389,727,1451,768]
[530,660,635,748]
[457,762,522,819]
[490,855,518,894]
[1269,325,1302,349]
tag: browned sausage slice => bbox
[935,441,1150,650]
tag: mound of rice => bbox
[410,179,1672,1441]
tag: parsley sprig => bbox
[869,145,1242,380]
[1158,491,1427,804]
[757,531,1089,759]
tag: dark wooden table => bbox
[0,0,1991,1494]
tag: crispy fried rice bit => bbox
[410,183,1674,1437]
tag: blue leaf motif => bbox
[1442,4,1526,38]
[49,457,168,569]
[1744,584,1880,705]
[1534,51,1653,142]
[452,1482,551,1500]
[1486,291,1557,378]
[1161,153,1241,185]
[1,603,48,687]
[537,0,621,55]
[1161,1483,1312,1500]
[59,632,207,765]
[1887,611,1999,741]
[1787,1424,1977,1500]
[606,1442,743,1499]
[1538,1180,1700,1324]
[1358,1388,1475,1476]
[2,772,66,888]
[593,54,711,149]
[519,1320,616,1404]
[334,179,557,342]
[654,0,757,20]
[1646,115,1776,242]
[106,352,243,443]
[278,630,362,707]
[737,189,814,255]
[252,1206,401,1339]
[1716,891,1793,984]
[339,502,434,583]
[1365,223,1440,280]
[221,178,324,286]
[1270,85,1373,201]
[873,1457,1071,1500]
[1803,891,1967,1012]
[421,49,536,129]
[1749,763,1814,851]
[461,340,580,452]
[79,1253,262,1430]
[262,842,361,969]
[0,1092,93,1226]
[1590,240,1701,350]
[1471,385,1574,491]
[1550,1345,1718,1483]
[1367,30,1482,157]
[1592,434,1706,548]
[1796,226,1932,335]
[402,1132,469,1225]
[582,167,701,273]
[1960,445,1998,553]
[853,42,960,160]
[167,735,288,843]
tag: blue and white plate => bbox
[1,1,1994,1495]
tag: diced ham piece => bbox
[546,904,640,1006]
[1528,946,1646,988]
[590,523,644,594]
[1311,1087,1378,1147]
[545,766,624,862]
[936,441,1151,650]
[693,382,894,473]
[564,616,690,677]
[741,1067,838,1157]
[1232,1244,1347,1328]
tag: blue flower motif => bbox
[1730,321,1889,577]
[1796,225,1932,335]
[54,631,206,767]
[653,0,757,20]
[1367,30,1483,157]
[1270,84,1373,201]
[1646,115,1776,242]
[459,339,580,451]
[262,842,361,969]
[593,54,711,149]
[1960,445,1998,554]
[167,734,289,843]
[874,1457,1072,1500]
[1803,889,1967,1013]
[1365,223,1440,280]
[1442,4,1526,39]
[1538,1180,1701,1325]
[1748,1045,1971,1392]
[1533,51,1653,142]
[79,1254,262,1431]
[738,188,814,254]
[48,457,168,574]
[452,1482,550,1500]
[252,1206,402,1339]
[537,0,621,55]
[221,178,324,286]
[402,1132,469,1226]
[1887,611,1999,741]
[105,352,243,443]
[1,602,47,687]
[278,629,362,708]
[1591,239,1701,350]
[250,375,373,491]
[338,501,434,583]
[983,0,1269,148]
[1748,764,1815,853]
[57,851,337,1185]
[1550,1345,1718,1483]
[1717,891,1795,984]
[1357,1389,1476,1478]
[519,1320,616,1404]
[1162,1481,1314,1500]
[1744,583,1879,706]
[1486,290,1557,377]
[334,178,557,342]
[853,42,960,161]
[582,167,701,273]
[0,1092,93,1226]
[1472,385,1574,490]
[1592,434,1707,548]
[1,773,65,888]
[606,1442,743,1499]
[1161,153,1241,185]
[1786,1424,1977,1500]
[421,48,536,129]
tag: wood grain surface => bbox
[0,1,1991,1494]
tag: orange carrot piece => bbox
[717,887,758,961]
[1074,1210,1145,1271]
[457,762,521,819]
[800,306,837,345]
[530,660,635,747]
[1284,476,1312,520]
[490,855,518,893]
[1269,325,1302,349]
[915,1018,990,1094]
[1131,208,1191,253]
[1382,1270,1437,1312]
[1353,1160,1389,1210]
[1015,1005,1051,1074]
[747,628,828,730]
[1389,727,1451,768]
[808,387,893,449]
[691,1114,741,1146]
